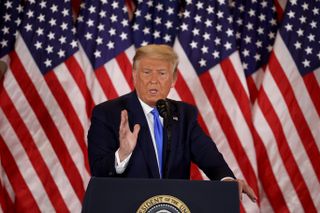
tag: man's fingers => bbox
[237,179,257,202]
[244,184,257,202]
[238,180,243,201]
[133,124,140,137]
[118,110,139,159]
[120,110,128,130]
[120,110,125,128]
[120,110,140,139]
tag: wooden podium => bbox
[82,177,239,213]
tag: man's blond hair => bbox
[132,44,179,75]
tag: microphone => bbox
[156,99,172,179]
[156,99,171,126]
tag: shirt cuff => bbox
[114,149,132,174]
[221,177,235,181]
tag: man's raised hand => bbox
[118,110,140,161]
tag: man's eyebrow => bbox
[142,68,167,72]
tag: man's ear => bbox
[171,78,176,88]
[171,71,177,88]
[132,69,137,84]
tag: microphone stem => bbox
[163,118,171,179]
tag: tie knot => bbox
[151,108,160,117]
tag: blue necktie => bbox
[151,108,163,177]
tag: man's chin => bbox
[146,97,161,107]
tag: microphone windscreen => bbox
[156,99,168,118]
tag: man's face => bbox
[133,57,176,107]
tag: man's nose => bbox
[150,71,159,82]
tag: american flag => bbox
[131,0,180,47]
[172,0,259,211]
[1,0,319,212]
[228,1,285,211]
[0,0,90,211]
[252,0,320,211]
[0,0,23,57]
[76,0,135,101]
[229,0,279,103]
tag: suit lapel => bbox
[126,91,160,178]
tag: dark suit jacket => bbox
[88,91,234,180]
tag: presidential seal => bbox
[136,195,190,213]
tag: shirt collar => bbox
[138,98,154,115]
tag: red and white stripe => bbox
[274,0,287,21]
[0,35,139,212]
[0,34,92,211]
[75,44,135,102]
[247,68,265,104]
[172,40,260,212]
[252,33,320,212]
[0,144,14,212]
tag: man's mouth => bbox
[149,89,158,95]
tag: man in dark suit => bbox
[88,44,256,201]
